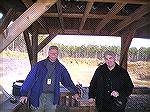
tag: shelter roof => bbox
[0,0,150,39]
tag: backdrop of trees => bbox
[6,35,150,62]
[56,44,150,62]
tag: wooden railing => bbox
[12,102,30,112]
[11,93,95,112]
[11,87,150,112]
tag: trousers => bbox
[30,93,56,112]
[97,109,125,112]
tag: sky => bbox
[51,35,150,49]
[6,21,150,49]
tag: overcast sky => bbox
[51,35,150,49]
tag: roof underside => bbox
[0,0,150,39]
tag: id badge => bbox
[47,79,51,85]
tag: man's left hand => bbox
[72,93,80,101]
[111,91,119,97]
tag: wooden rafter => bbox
[95,3,126,34]
[110,4,150,35]
[78,0,150,4]
[39,28,93,35]
[38,34,57,52]
[56,0,65,33]
[124,14,150,34]
[0,0,58,52]
[17,12,128,20]
[39,12,150,36]
[79,1,94,33]
[21,0,50,33]
[0,8,15,34]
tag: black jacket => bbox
[89,63,134,110]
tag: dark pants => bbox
[97,103,125,112]
[97,96,125,112]
[97,109,125,112]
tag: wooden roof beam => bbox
[79,1,94,33]
[110,4,150,35]
[95,3,126,34]
[0,0,58,52]
[125,15,150,34]
[17,12,128,20]
[79,0,150,4]
[56,0,65,33]
[39,28,94,35]
[38,34,57,52]
[0,8,15,34]
[21,0,50,33]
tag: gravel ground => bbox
[126,94,150,111]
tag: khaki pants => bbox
[31,93,56,112]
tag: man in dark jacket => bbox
[20,46,79,112]
[88,50,134,112]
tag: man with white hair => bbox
[88,50,134,112]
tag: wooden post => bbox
[119,31,135,69]
[31,22,38,66]
[23,28,33,65]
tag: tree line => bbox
[55,44,150,62]
[6,35,150,62]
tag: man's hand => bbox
[111,91,119,97]
[72,93,80,101]
[88,98,95,104]
[19,96,28,104]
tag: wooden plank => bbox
[79,1,94,33]
[38,34,57,52]
[31,22,38,66]
[22,0,50,33]
[126,14,150,32]
[110,4,150,35]
[39,28,94,35]
[78,0,150,4]
[17,12,127,20]
[23,28,33,65]
[95,3,126,34]
[0,9,15,34]
[0,0,58,52]
[56,0,65,33]
[115,13,150,37]
[119,31,135,69]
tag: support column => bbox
[23,28,33,66]
[120,31,135,69]
[31,22,38,66]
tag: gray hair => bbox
[49,46,59,51]
[103,50,116,58]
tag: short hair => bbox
[103,50,116,58]
[49,46,59,51]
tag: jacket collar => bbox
[43,57,59,67]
